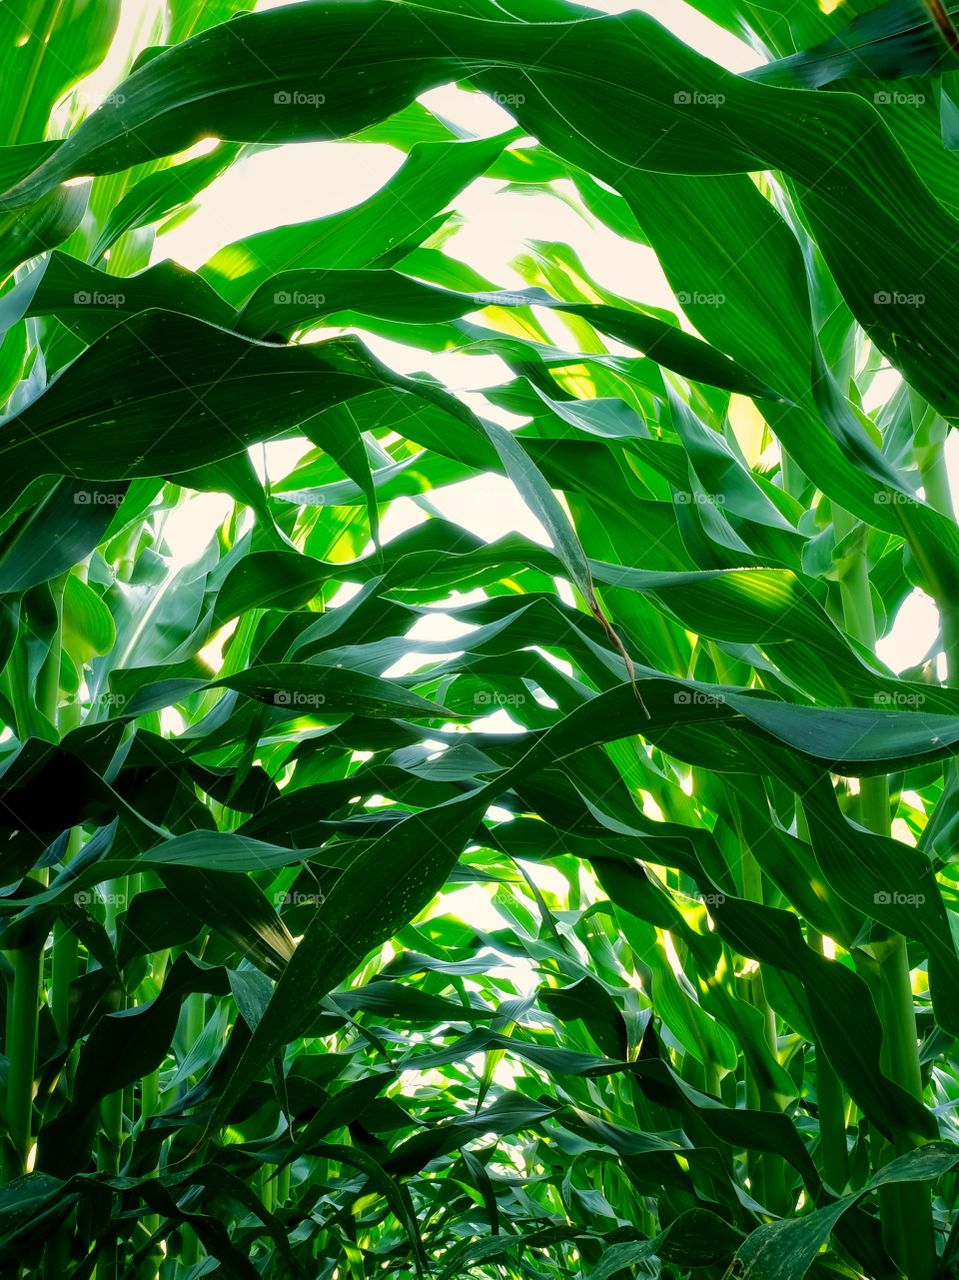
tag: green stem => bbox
[140,949,169,1127]
[918,435,955,521]
[139,947,166,1277]
[275,1160,291,1209]
[100,877,127,1173]
[835,508,935,1280]
[808,930,849,1192]
[51,700,82,1048]
[876,929,934,1278]
[42,1229,71,1279]
[780,450,806,501]
[175,993,207,1272]
[798,801,850,1192]
[703,1059,721,1098]
[51,906,79,1045]
[185,992,206,1067]
[2,936,43,1181]
[917,428,959,682]
[886,421,956,1277]
[140,1069,158,1123]
[741,847,787,1214]
[261,1164,277,1214]
[97,877,128,1280]
[2,582,67,1186]
[99,1087,123,1174]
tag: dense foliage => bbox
[3,0,959,1276]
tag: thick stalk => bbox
[185,992,206,1067]
[38,619,81,1273]
[808,930,849,1192]
[718,631,784,1206]
[2,588,65,1184]
[917,430,959,682]
[140,948,169,1126]
[176,994,207,1272]
[780,450,807,501]
[99,877,126,1177]
[918,435,955,520]
[835,510,934,1280]
[275,1160,291,1209]
[741,847,787,1214]
[97,878,128,1280]
[138,948,169,1280]
[703,1059,721,1098]
[51,700,82,1048]
[798,800,850,1191]
[260,1164,277,1214]
[2,937,43,1181]
[51,887,80,1046]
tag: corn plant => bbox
[3,0,959,1276]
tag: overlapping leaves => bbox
[2,2,959,1279]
